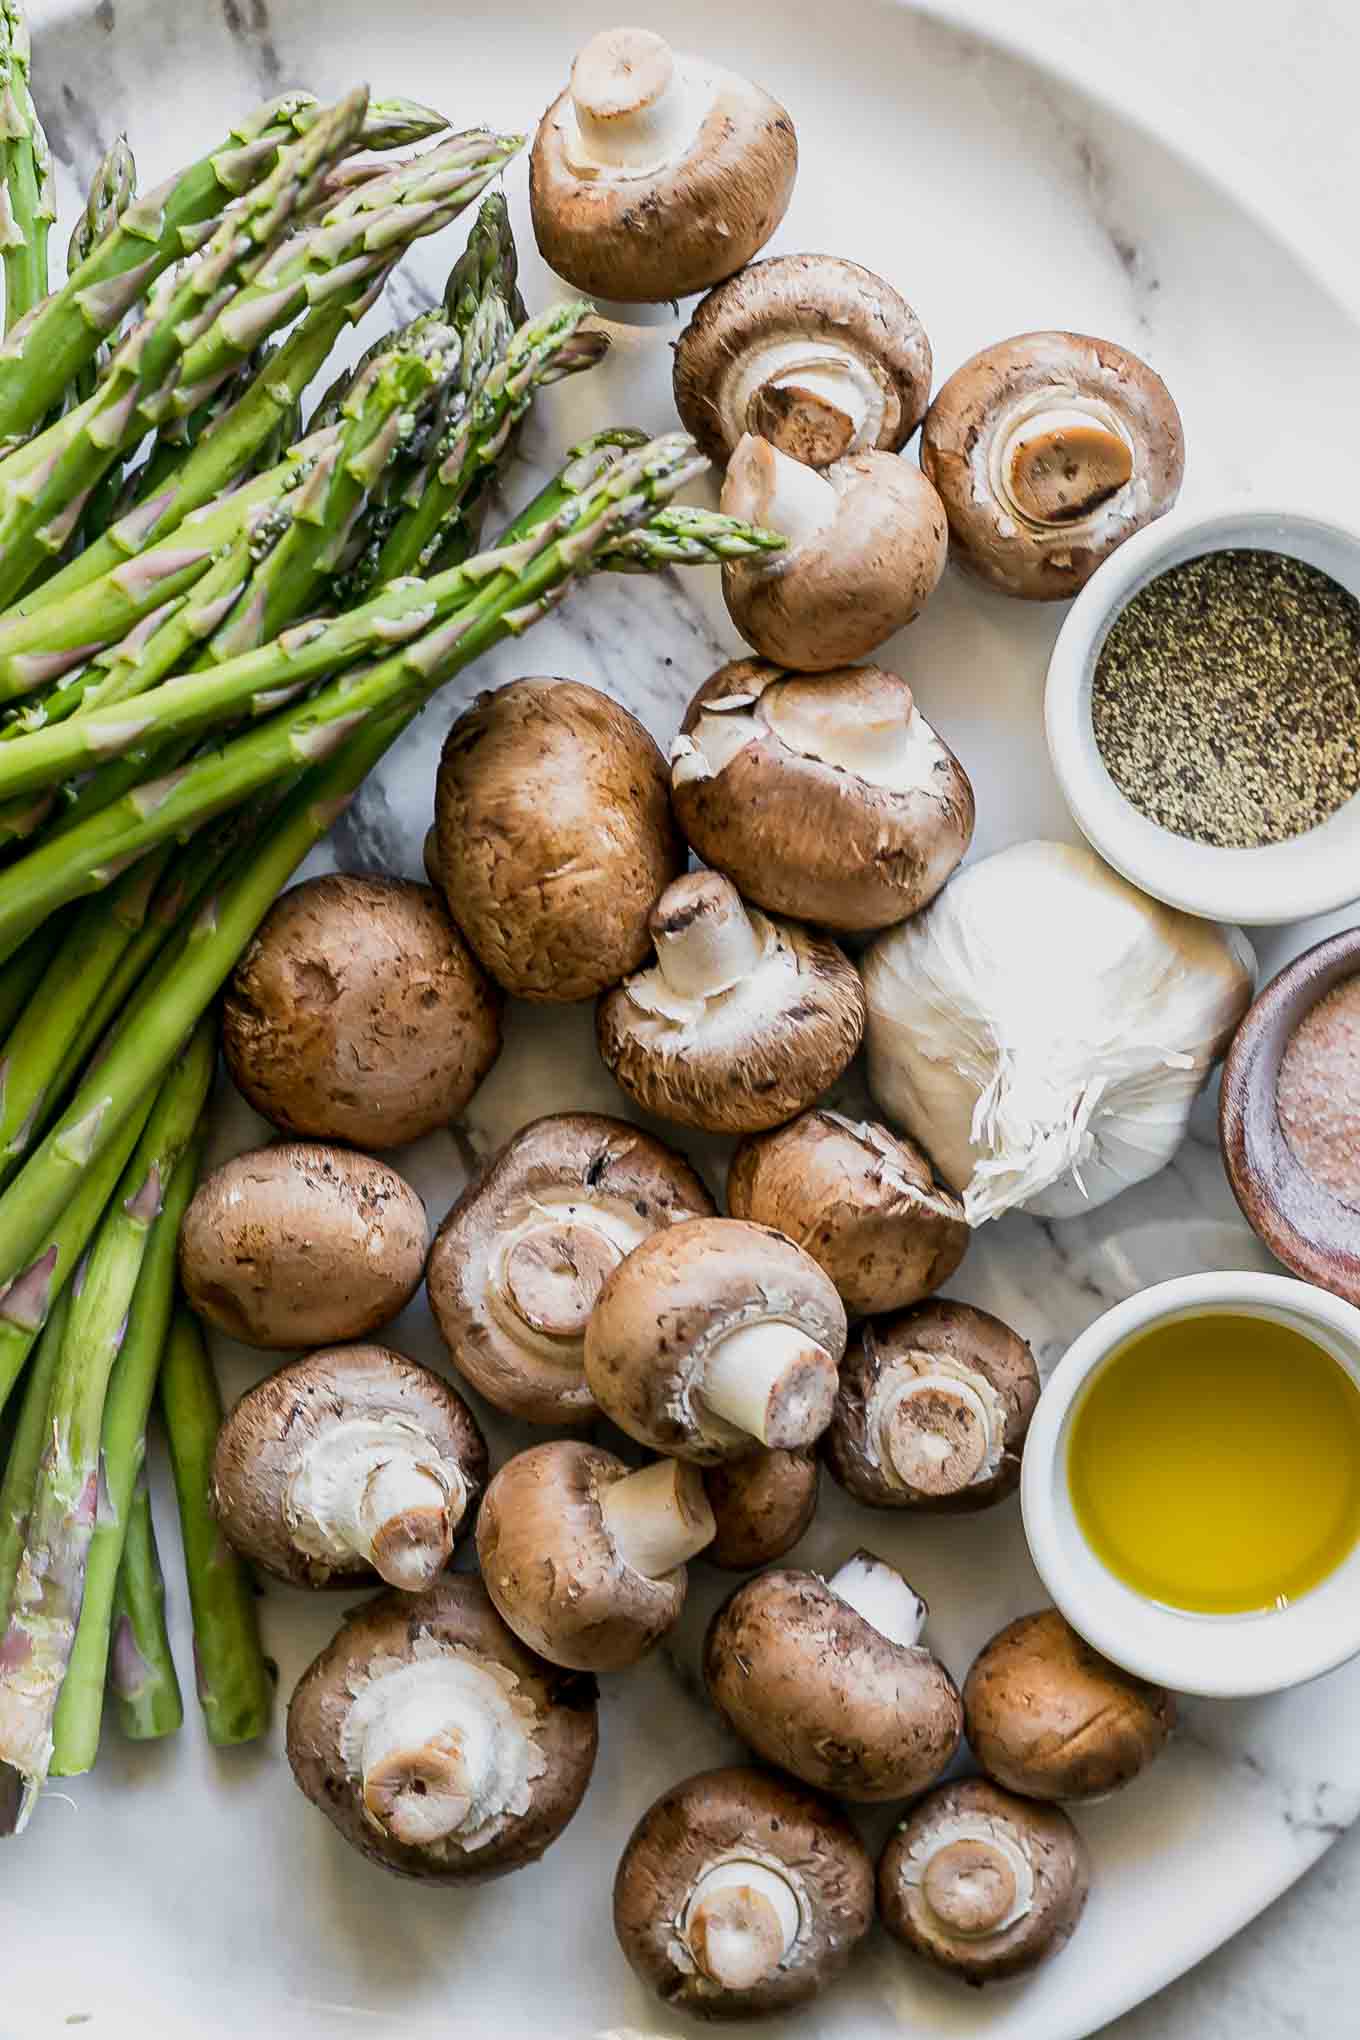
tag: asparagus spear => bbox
[105,1465,181,1742]
[0,914,59,1043]
[0,435,727,1274]
[159,1305,270,1745]
[0,1017,214,1826]
[0,2,53,332]
[0,90,443,442]
[0,1286,67,1628]
[51,1132,202,1773]
[67,134,136,276]
[0,92,368,608]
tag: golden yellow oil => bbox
[1067,1312,1360,1614]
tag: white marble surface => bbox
[6,1,1360,2037]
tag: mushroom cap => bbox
[702,1447,819,1571]
[585,1217,848,1462]
[596,888,865,1136]
[964,1608,1176,1801]
[728,1110,970,1316]
[919,330,1184,600]
[426,1113,715,1426]
[212,1345,488,1589]
[179,1143,428,1351]
[722,449,948,671]
[824,1299,1038,1511]
[671,659,975,933]
[476,1440,702,1671]
[878,1776,1089,1984]
[674,254,932,467]
[221,875,501,1149]
[434,677,683,1002]
[613,1764,874,2019]
[704,1566,962,1800]
[287,1575,599,1881]
[529,41,796,304]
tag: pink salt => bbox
[1277,973,1360,1203]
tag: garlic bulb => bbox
[859,841,1255,1223]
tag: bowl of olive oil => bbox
[1022,1270,1360,1696]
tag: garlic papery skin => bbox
[601,1458,716,1578]
[905,1815,1035,1939]
[860,841,1256,1223]
[828,1551,927,1648]
[343,1643,545,1852]
[564,29,716,180]
[721,435,838,558]
[487,1192,656,1359]
[698,1319,838,1448]
[729,340,889,460]
[681,1857,804,1987]
[987,387,1134,532]
[286,1417,464,1589]
[869,1359,1007,1497]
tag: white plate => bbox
[7,2,1360,2037]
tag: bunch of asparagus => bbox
[0,9,782,1834]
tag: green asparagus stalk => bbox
[105,1465,181,1741]
[0,914,60,1043]
[67,134,136,277]
[0,1286,67,1629]
[159,1305,270,1745]
[0,92,368,608]
[0,90,442,442]
[0,3,53,332]
[0,435,722,1276]
[51,1132,203,1773]
[0,1018,214,1826]
[0,1070,158,1418]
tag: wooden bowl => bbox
[1220,926,1360,1302]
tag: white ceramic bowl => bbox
[1045,504,1360,925]
[1021,1269,1360,1697]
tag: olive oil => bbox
[1067,1312,1360,1614]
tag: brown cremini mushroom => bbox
[719,436,947,670]
[727,1111,970,1315]
[596,871,865,1135]
[529,27,796,304]
[671,659,974,933]
[964,1609,1176,1801]
[426,1114,714,1426]
[613,1765,874,2019]
[477,1442,715,1671]
[702,1446,819,1571]
[673,254,932,468]
[434,677,683,1002]
[878,1777,1090,1985]
[287,1576,598,1881]
[585,1215,847,1463]
[920,331,1184,600]
[704,1551,962,1800]
[179,1143,428,1351]
[824,1300,1038,1512]
[221,875,500,1148]
[212,1345,488,1592]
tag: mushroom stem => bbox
[566,27,709,179]
[701,1320,839,1449]
[737,343,884,466]
[683,1859,801,1989]
[881,1372,994,1498]
[502,1221,624,1338]
[600,1458,716,1578]
[287,1418,465,1592]
[992,394,1134,529]
[650,871,763,999]
[347,1654,542,1849]
[922,1835,1025,1937]
[721,434,838,554]
[828,1551,926,1648]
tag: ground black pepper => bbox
[1090,548,1360,848]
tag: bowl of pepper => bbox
[1045,503,1360,924]
[1221,925,1360,1304]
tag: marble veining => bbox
[5,2,1360,2038]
